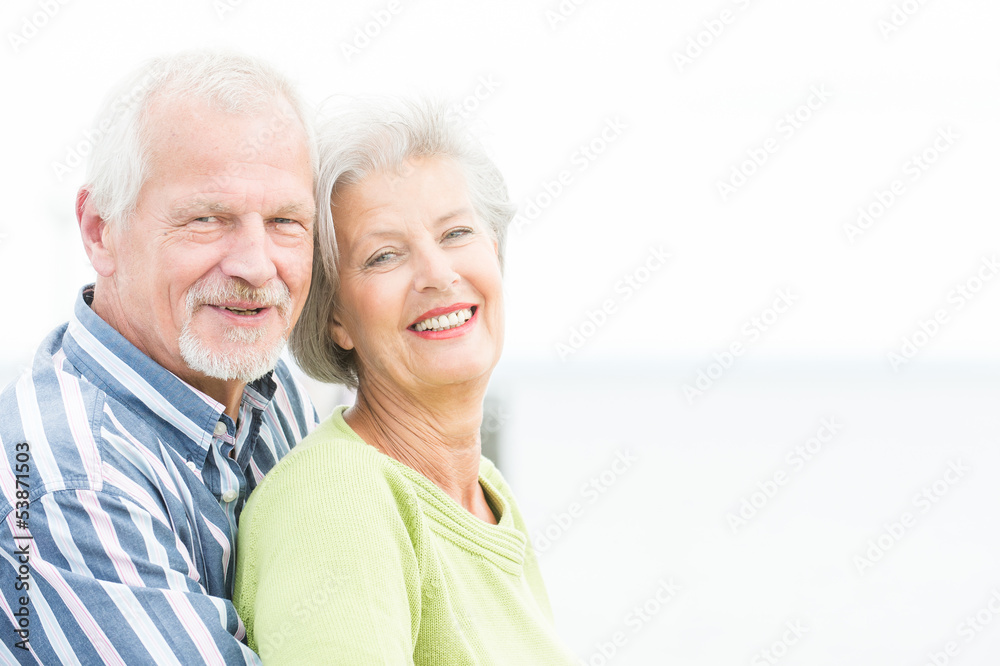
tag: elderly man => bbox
[0,51,317,663]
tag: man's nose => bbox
[219,216,278,288]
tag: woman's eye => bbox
[445,227,473,240]
[366,250,397,267]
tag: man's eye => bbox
[194,216,219,223]
[272,218,295,224]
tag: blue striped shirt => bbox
[0,286,317,664]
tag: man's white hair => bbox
[83,49,316,228]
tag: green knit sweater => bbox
[233,406,577,665]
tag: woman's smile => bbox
[409,304,479,337]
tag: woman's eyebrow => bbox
[355,228,400,243]
[435,207,474,224]
[349,207,476,247]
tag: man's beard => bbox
[178,278,293,383]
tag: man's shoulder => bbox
[1,321,98,437]
[0,321,191,501]
[0,323,115,506]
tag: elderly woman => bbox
[233,99,576,664]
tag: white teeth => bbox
[413,308,473,332]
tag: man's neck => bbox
[189,376,246,420]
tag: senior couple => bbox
[0,51,575,664]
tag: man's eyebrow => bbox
[170,201,316,219]
[171,200,234,217]
[271,202,316,219]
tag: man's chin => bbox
[194,361,276,384]
[178,331,287,384]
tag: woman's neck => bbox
[344,379,497,524]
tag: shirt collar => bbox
[62,285,277,466]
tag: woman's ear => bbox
[328,312,355,351]
[77,188,117,277]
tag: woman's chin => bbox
[413,355,499,389]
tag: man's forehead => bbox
[144,96,308,159]
[145,90,296,123]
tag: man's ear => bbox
[328,312,355,351]
[76,188,117,277]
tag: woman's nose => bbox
[413,244,460,292]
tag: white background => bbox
[2,0,998,663]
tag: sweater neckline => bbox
[330,406,527,575]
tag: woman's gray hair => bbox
[290,97,515,388]
[84,49,315,228]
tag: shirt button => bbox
[221,490,239,503]
[185,461,197,472]
[214,421,227,437]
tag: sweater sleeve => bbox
[233,436,425,665]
